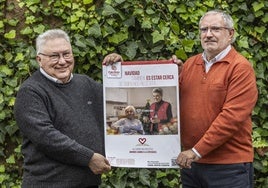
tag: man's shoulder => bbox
[20,70,42,87]
[72,74,103,89]
[225,48,252,67]
[182,54,203,68]
[162,101,171,107]
[187,53,203,62]
[73,73,97,83]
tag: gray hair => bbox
[152,88,163,96]
[199,10,235,43]
[36,29,71,54]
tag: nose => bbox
[58,55,66,64]
[205,29,214,36]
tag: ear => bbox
[229,29,235,40]
[36,55,43,67]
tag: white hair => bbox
[36,29,71,54]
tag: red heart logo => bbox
[138,138,146,144]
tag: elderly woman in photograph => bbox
[112,105,144,135]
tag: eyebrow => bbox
[47,50,72,54]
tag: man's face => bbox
[153,92,162,103]
[36,38,74,83]
[200,13,234,59]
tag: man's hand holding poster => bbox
[103,60,180,168]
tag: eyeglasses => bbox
[38,52,73,62]
[199,26,232,33]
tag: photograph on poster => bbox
[103,61,180,168]
[105,87,178,136]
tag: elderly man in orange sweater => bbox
[173,10,258,188]
[103,9,258,188]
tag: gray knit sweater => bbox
[14,70,104,188]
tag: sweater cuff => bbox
[192,147,202,158]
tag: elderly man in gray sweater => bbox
[14,29,122,188]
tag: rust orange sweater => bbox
[179,47,258,164]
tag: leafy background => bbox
[0,0,267,187]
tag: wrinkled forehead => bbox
[42,38,72,52]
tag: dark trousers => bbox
[181,162,253,188]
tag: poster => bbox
[103,60,180,168]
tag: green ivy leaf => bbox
[0,65,13,76]
[0,21,3,29]
[6,78,17,87]
[76,10,86,18]
[86,38,96,48]
[156,170,166,178]
[0,94,4,105]
[4,52,13,62]
[176,4,187,13]
[152,30,164,43]
[25,0,40,7]
[261,13,268,23]
[70,14,80,23]
[6,154,15,164]
[170,20,180,35]
[175,48,188,60]
[75,40,87,48]
[29,5,39,13]
[18,2,25,8]
[77,20,86,30]
[152,44,164,53]
[14,145,21,153]
[33,24,46,34]
[125,41,138,59]
[167,5,177,13]
[108,32,128,44]
[83,0,93,5]
[0,165,5,173]
[20,26,33,35]
[6,125,19,136]
[88,23,101,37]
[0,174,8,184]
[237,36,249,49]
[169,32,179,44]
[7,19,19,26]
[4,30,16,39]
[62,1,72,8]
[141,19,152,29]
[115,0,126,4]
[252,2,265,12]
[204,0,215,7]
[139,169,151,186]
[14,53,24,62]
[102,4,118,16]
[8,97,16,107]
[146,8,155,15]
[182,39,195,53]
[255,26,266,34]
[263,122,268,129]
[25,15,36,24]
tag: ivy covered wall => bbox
[0,0,267,187]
